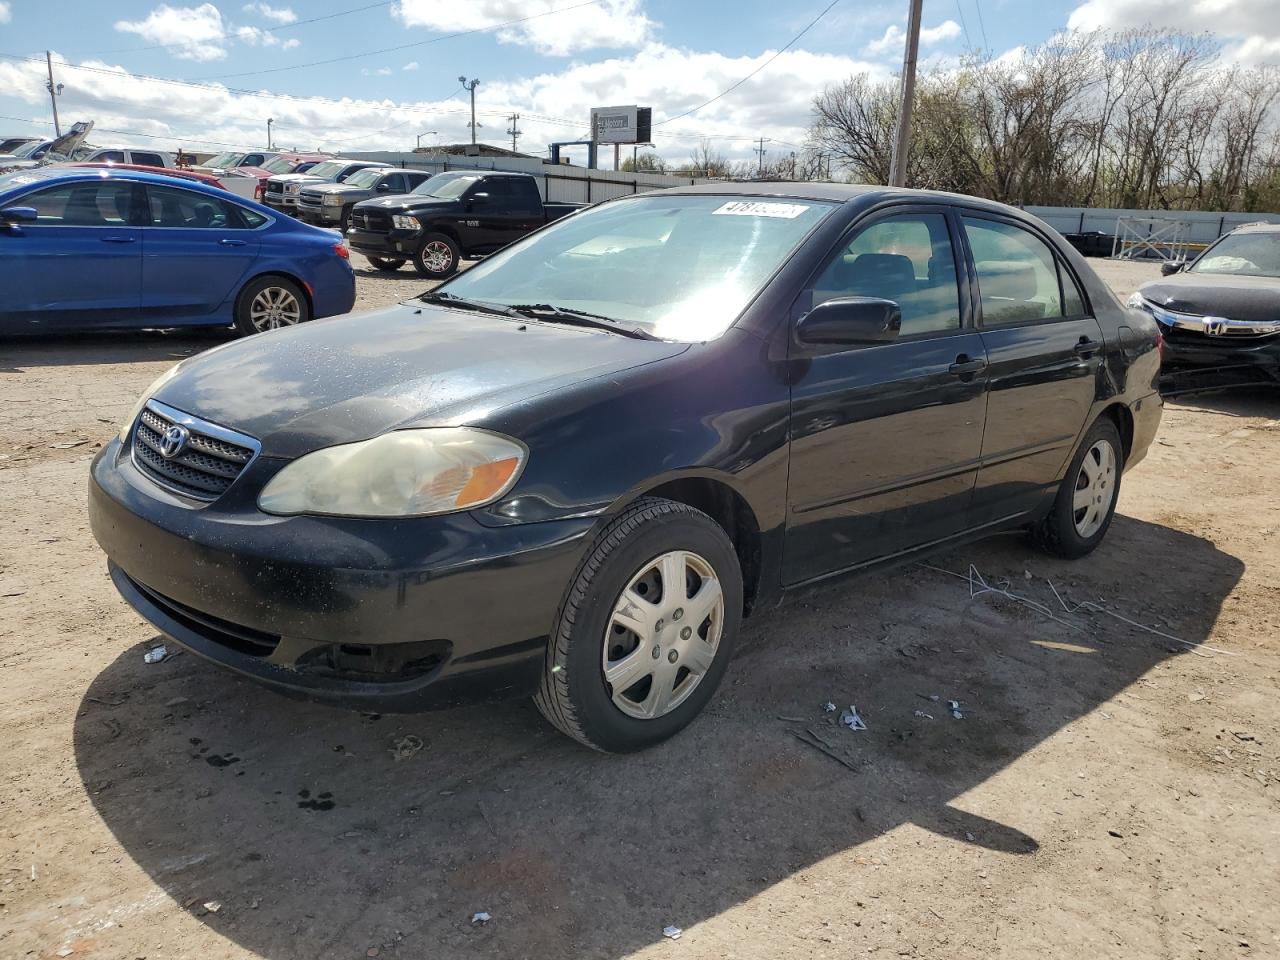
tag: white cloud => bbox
[234,24,297,49]
[0,43,883,163]
[115,3,227,61]
[393,0,653,56]
[282,37,300,50]
[865,19,962,56]
[0,3,11,24]
[1068,0,1280,65]
[403,61,420,71]
[242,2,296,23]
[360,66,393,76]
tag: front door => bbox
[0,179,142,330]
[959,213,1106,524]
[140,183,261,320]
[784,208,989,584]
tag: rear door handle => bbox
[948,355,987,377]
[219,238,247,246]
[101,236,135,244]
[1074,338,1103,357]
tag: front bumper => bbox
[347,226,422,258]
[296,200,342,225]
[1159,329,1280,393]
[89,439,595,711]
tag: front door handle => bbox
[101,236,136,244]
[948,355,987,377]
[1074,337,1103,357]
[218,238,247,246]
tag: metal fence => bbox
[1025,205,1280,246]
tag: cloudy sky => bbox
[0,0,1275,165]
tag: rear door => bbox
[960,213,1106,523]
[139,183,261,320]
[784,206,989,583]
[0,178,142,328]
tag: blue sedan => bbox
[0,167,356,335]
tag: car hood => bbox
[302,182,367,196]
[1139,273,1280,322]
[354,195,455,213]
[267,172,317,185]
[152,302,688,459]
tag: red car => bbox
[71,162,228,190]
[239,153,332,202]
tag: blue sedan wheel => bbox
[234,276,311,336]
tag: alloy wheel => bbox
[1072,438,1117,538]
[248,287,302,332]
[420,241,454,274]
[602,549,725,720]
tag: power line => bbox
[973,0,989,50]
[655,0,842,126]
[954,0,973,50]
[76,1,397,57]
[195,0,604,81]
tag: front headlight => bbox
[1127,291,1152,311]
[286,184,300,195]
[392,214,421,230]
[118,363,182,443]
[322,193,343,206]
[257,427,527,518]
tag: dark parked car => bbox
[91,184,1161,753]
[296,167,434,229]
[346,171,583,277]
[1131,222,1280,394]
[0,167,355,335]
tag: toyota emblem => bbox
[159,424,190,459]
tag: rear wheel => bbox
[412,232,460,279]
[233,276,310,336]
[1032,416,1124,558]
[534,498,743,753]
[367,256,405,272]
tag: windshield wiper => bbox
[418,291,523,318]
[505,303,659,340]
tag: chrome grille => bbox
[131,401,259,501]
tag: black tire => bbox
[367,256,405,272]
[1032,416,1124,559]
[411,232,461,279]
[338,208,352,232]
[233,275,311,337]
[534,497,743,753]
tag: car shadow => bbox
[1166,386,1280,418]
[0,328,235,372]
[73,515,1241,959]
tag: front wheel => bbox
[412,233,460,279]
[1032,416,1124,558]
[233,276,310,336]
[534,498,743,753]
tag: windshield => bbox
[12,140,47,158]
[204,152,244,168]
[412,173,480,199]
[261,156,301,173]
[1191,232,1280,278]
[438,195,833,341]
[303,160,347,179]
[342,168,386,189]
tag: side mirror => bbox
[1,206,38,224]
[375,181,391,192]
[469,191,491,206]
[1160,260,1185,276]
[796,296,901,346]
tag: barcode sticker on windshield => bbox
[712,201,810,219]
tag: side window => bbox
[241,154,264,167]
[336,166,362,183]
[1061,262,1088,316]
[97,150,127,163]
[809,213,961,336]
[146,184,241,229]
[20,181,137,226]
[408,172,431,189]
[963,217,1064,325]
[479,178,510,200]
[510,177,541,209]
[384,173,406,193]
[132,152,165,167]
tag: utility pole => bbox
[754,137,770,178]
[888,0,922,187]
[417,130,437,149]
[506,113,521,153]
[458,77,480,145]
[267,117,274,149]
[45,51,63,137]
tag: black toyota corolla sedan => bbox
[90,183,1162,753]
[1130,222,1280,394]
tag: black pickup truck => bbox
[346,171,583,278]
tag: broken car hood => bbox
[1139,273,1280,322]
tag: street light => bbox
[417,130,437,149]
[458,76,481,145]
[267,117,274,150]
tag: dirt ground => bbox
[2,258,1278,960]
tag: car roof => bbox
[0,166,231,199]
[1229,221,1280,235]
[653,180,1037,218]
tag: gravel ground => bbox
[2,258,1279,960]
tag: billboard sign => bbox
[590,105,652,144]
